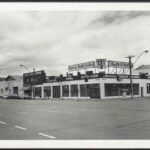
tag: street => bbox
[0,98,150,139]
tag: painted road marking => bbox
[14,126,27,130]
[0,121,7,124]
[38,132,56,139]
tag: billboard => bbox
[108,60,133,68]
[68,61,95,71]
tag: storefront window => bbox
[147,83,150,93]
[53,86,60,98]
[24,90,31,96]
[80,84,88,97]
[35,87,41,97]
[44,86,51,98]
[133,84,139,95]
[105,84,139,97]
[62,85,69,97]
[71,84,78,97]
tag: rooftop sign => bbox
[108,60,133,68]
[68,61,95,71]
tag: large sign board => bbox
[68,61,95,71]
[108,60,133,68]
[68,59,133,72]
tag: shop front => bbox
[105,83,139,97]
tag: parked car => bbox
[23,96,32,100]
[6,95,22,99]
[0,96,6,99]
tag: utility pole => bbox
[33,68,35,99]
[126,55,135,100]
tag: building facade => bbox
[0,75,24,98]
[32,73,150,100]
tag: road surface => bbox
[0,98,150,139]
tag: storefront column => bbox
[69,85,71,97]
[41,86,44,99]
[31,86,34,99]
[31,90,33,99]
[51,86,53,98]
[100,82,105,99]
[78,84,80,97]
[60,83,63,99]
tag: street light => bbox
[20,64,35,99]
[125,50,149,100]
[133,50,149,67]
[20,64,30,72]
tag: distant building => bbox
[23,70,46,98]
[134,65,150,75]
[0,75,24,98]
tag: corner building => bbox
[33,73,150,100]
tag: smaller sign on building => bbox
[68,61,95,71]
[108,60,133,68]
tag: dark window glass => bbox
[105,84,139,96]
[24,90,31,96]
[87,84,100,98]
[13,87,18,94]
[44,86,51,98]
[71,84,78,97]
[133,84,139,95]
[53,86,60,98]
[62,85,69,97]
[35,87,41,97]
[80,84,88,97]
[147,83,150,93]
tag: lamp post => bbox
[20,64,36,99]
[33,68,35,99]
[133,50,149,68]
[125,50,149,100]
[20,64,30,72]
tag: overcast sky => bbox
[0,11,150,76]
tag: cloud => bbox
[0,11,149,76]
[87,11,150,28]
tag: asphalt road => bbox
[0,98,150,139]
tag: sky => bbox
[0,11,150,76]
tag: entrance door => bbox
[141,87,144,97]
[53,86,61,98]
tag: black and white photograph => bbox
[0,2,150,148]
